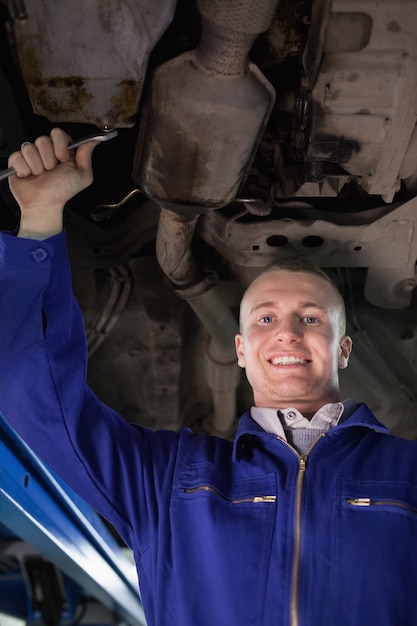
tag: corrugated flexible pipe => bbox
[156,207,240,435]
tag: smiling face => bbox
[235,270,352,417]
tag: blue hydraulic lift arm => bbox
[0,411,147,626]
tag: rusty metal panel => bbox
[307,0,417,202]
[8,0,176,128]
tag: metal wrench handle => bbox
[0,130,118,182]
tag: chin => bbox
[263,384,314,404]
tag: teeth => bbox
[270,356,307,365]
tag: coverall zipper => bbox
[290,453,307,626]
[280,434,325,626]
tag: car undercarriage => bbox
[1,0,417,442]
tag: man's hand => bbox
[8,128,98,240]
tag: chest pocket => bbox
[332,478,417,625]
[169,462,277,625]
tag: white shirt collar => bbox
[251,402,345,440]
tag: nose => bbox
[275,317,302,342]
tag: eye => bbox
[259,315,274,324]
[303,316,319,324]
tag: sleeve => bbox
[0,231,179,552]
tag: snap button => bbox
[287,411,296,420]
[31,248,48,263]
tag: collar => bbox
[232,402,389,461]
[250,402,346,440]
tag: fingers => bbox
[51,127,97,174]
[8,128,99,182]
[35,135,58,170]
[8,132,68,178]
[7,149,32,178]
[50,127,73,163]
[21,142,44,175]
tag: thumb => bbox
[75,140,100,175]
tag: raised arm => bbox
[1,130,180,550]
[8,128,98,239]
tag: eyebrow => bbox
[248,300,328,316]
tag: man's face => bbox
[235,270,352,416]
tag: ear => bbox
[235,334,246,368]
[338,335,353,369]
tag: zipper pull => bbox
[299,454,307,472]
[346,497,371,506]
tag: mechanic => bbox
[1,129,417,626]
